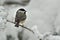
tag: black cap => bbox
[19,8,26,12]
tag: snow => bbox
[43,35,60,40]
[31,25,60,40]
[0,6,23,40]
[0,0,60,40]
[31,25,43,40]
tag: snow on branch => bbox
[31,25,43,40]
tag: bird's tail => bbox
[15,22,19,27]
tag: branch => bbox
[6,20,34,33]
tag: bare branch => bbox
[6,20,34,33]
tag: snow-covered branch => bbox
[31,25,60,40]
[31,25,43,40]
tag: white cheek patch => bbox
[18,11,25,13]
[18,10,21,12]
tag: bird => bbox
[15,8,27,27]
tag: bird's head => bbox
[17,8,26,14]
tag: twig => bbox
[6,20,34,33]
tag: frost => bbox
[31,25,43,40]
[0,6,8,30]
[31,25,60,40]
[0,6,23,40]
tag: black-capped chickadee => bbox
[15,8,27,27]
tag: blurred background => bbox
[0,0,60,40]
